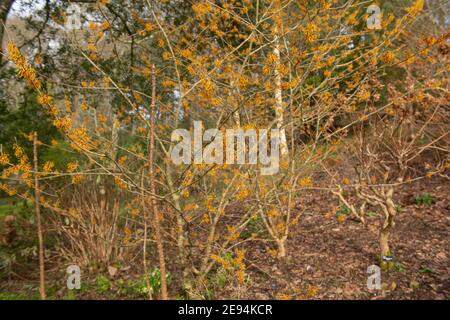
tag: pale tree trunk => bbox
[276,238,286,259]
[273,2,289,157]
[380,188,396,270]
[148,65,168,300]
[233,111,241,127]
[165,168,187,275]
[379,214,393,270]
[110,113,119,162]
[229,80,241,127]
[33,132,46,300]
[380,229,390,257]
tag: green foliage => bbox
[0,90,60,158]
[146,268,171,295]
[0,199,32,219]
[64,290,77,300]
[366,211,377,218]
[95,275,111,294]
[241,215,263,239]
[394,262,406,272]
[414,193,434,206]
[41,139,82,170]
[204,269,231,299]
[0,292,27,300]
[209,270,228,290]
[0,200,37,280]
[0,202,15,219]
[119,268,172,298]
[337,204,350,216]
[0,250,15,279]
[419,266,435,274]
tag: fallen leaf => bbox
[108,266,118,277]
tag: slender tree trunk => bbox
[229,80,241,127]
[0,0,15,65]
[148,64,168,300]
[33,132,46,300]
[164,167,188,278]
[380,229,390,257]
[140,171,152,300]
[110,113,119,163]
[380,191,396,270]
[276,238,286,259]
[273,1,289,157]
[379,223,393,271]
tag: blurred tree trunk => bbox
[0,0,15,64]
[148,64,168,300]
[273,0,289,157]
[33,132,46,300]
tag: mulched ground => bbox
[237,175,449,300]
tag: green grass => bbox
[419,266,435,274]
[415,193,435,206]
[0,292,27,300]
[0,198,30,218]
[0,204,15,218]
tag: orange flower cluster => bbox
[0,153,10,165]
[7,42,41,89]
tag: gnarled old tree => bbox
[330,0,449,269]
[332,75,448,269]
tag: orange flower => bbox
[7,42,41,89]
[37,94,52,106]
[0,153,10,165]
[43,161,55,173]
[66,162,78,173]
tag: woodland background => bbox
[0,0,448,300]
